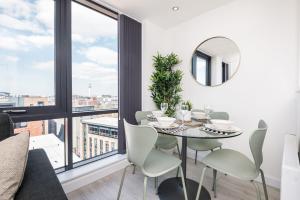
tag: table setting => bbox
[144,103,242,139]
[141,102,243,200]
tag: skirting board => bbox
[59,150,280,194]
[186,149,281,189]
[59,156,129,194]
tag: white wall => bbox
[142,0,299,187]
[142,20,169,111]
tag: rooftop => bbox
[81,117,118,128]
[29,134,81,169]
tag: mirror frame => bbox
[190,36,241,87]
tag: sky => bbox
[0,0,118,97]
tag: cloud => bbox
[0,35,25,50]
[0,32,53,51]
[20,35,54,48]
[72,34,96,44]
[33,61,54,70]
[0,0,34,19]
[73,62,117,81]
[3,56,19,63]
[0,0,54,34]
[80,47,118,65]
[35,0,54,31]
[72,2,117,39]
[0,14,44,33]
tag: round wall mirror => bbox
[191,37,241,86]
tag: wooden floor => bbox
[67,157,280,200]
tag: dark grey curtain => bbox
[118,14,142,154]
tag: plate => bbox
[205,124,241,133]
[192,116,210,120]
[148,122,179,129]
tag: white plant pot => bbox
[176,111,192,121]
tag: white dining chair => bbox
[196,120,268,200]
[117,119,188,200]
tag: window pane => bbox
[71,2,118,112]
[72,113,118,164]
[0,0,55,108]
[14,118,67,169]
[196,57,207,85]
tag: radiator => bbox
[281,134,300,200]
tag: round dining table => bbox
[142,119,243,200]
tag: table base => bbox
[157,177,211,200]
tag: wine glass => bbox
[160,102,168,115]
[204,105,212,116]
[180,104,189,126]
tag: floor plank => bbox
[67,157,280,200]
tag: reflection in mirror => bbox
[191,37,240,86]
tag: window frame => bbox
[0,0,64,118]
[193,50,212,86]
[222,62,229,83]
[1,0,121,172]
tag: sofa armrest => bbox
[14,149,68,200]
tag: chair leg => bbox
[154,177,158,189]
[251,181,261,200]
[176,144,181,159]
[143,176,148,200]
[260,169,269,200]
[117,166,128,200]
[176,167,180,177]
[179,166,188,200]
[195,150,198,165]
[132,165,136,174]
[176,144,181,178]
[212,169,217,193]
[196,167,207,200]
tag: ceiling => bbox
[96,0,235,28]
[198,38,239,57]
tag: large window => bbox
[0,0,55,108]
[0,0,119,172]
[72,1,118,112]
[70,1,118,167]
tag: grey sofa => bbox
[0,113,68,200]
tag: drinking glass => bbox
[180,104,189,126]
[160,103,168,115]
[204,105,212,116]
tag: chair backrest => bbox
[123,119,158,167]
[0,113,14,141]
[135,111,152,125]
[249,120,268,170]
[209,112,229,120]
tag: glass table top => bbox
[141,119,243,139]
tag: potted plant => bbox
[149,53,183,117]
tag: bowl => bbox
[210,119,234,130]
[157,117,176,127]
[192,111,207,119]
[152,110,163,118]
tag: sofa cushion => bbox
[0,133,29,200]
[14,149,68,200]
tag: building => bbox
[74,116,118,160]
[13,96,50,136]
